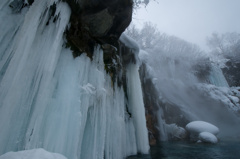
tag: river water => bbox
[127,141,240,159]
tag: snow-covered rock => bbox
[197,84,240,113]
[186,121,219,143]
[199,132,218,144]
[166,124,187,140]
[186,121,219,135]
[0,149,68,159]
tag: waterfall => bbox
[139,47,240,142]
[208,64,229,87]
[0,0,149,158]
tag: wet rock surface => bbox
[139,63,190,145]
[139,63,161,145]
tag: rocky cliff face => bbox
[139,63,190,144]
[63,0,135,88]
[222,58,240,87]
[65,0,133,57]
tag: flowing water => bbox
[128,141,240,159]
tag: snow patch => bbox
[81,83,96,94]
[197,84,240,112]
[0,149,67,159]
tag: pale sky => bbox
[132,0,240,51]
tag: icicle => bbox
[126,63,150,154]
[157,108,168,141]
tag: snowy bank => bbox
[0,149,67,159]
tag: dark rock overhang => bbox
[65,0,133,57]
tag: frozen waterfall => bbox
[0,0,149,159]
[208,64,229,87]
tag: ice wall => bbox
[0,0,149,158]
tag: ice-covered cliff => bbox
[0,0,149,159]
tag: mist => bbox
[132,0,240,51]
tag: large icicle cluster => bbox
[0,0,149,159]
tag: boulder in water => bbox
[186,121,219,143]
[186,121,219,135]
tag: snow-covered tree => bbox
[207,32,240,86]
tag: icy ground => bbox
[0,149,67,159]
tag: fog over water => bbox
[133,0,240,50]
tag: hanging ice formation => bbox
[0,0,149,159]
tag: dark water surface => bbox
[127,141,240,159]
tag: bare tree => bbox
[207,32,240,58]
